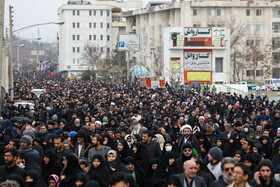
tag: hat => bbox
[208,147,222,161]
[180,125,192,132]
[235,121,242,127]
[20,135,31,145]
[23,130,35,139]
[68,131,77,137]
[258,160,274,174]
[95,121,102,126]
[107,150,117,157]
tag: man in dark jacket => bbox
[0,148,24,182]
[53,135,73,165]
[173,160,207,187]
[211,157,236,187]
[141,130,161,159]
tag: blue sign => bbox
[119,42,125,47]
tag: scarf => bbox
[127,166,136,179]
[19,145,32,154]
[108,160,117,171]
[74,142,85,159]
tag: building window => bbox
[72,35,75,40]
[256,9,263,16]
[77,10,80,16]
[207,24,215,27]
[77,59,80,64]
[73,59,75,64]
[94,10,96,16]
[273,53,280,63]
[215,58,223,72]
[77,47,80,53]
[246,9,251,16]
[207,9,215,16]
[246,24,254,32]
[73,10,75,16]
[273,10,280,18]
[77,35,80,40]
[107,10,110,16]
[107,23,110,29]
[100,23,103,28]
[193,24,201,27]
[101,47,103,52]
[94,35,96,40]
[217,9,224,16]
[273,23,280,33]
[94,22,96,28]
[256,40,264,47]
[100,10,103,16]
[89,35,92,40]
[107,35,110,41]
[107,48,110,52]
[256,70,263,77]
[246,70,254,76]
[246,40,254,47]
[193,9,200,16]
[77,22,80,28]
[72,47,75,53]
[217,24,225,27]
[73,22,75,28]
[89,10,92,16]
[100,35,103,40]
[273,37,280,48]
[112,16,121,22]
[256,24,264,32]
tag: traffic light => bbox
[33,68,36,72]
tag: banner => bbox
[176,35,184,47]
[170,59,181,72]
[184,28,212,38]
[186,72,211,81]
[184,52,211,71]
[212,27,225,47]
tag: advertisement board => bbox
[118,34,140,52]
[184,28,212,38]
[170,59,181,72]
[184,51,212,71]
[212,27,225,47]
[176,35,184,47]
[186,72,211,81]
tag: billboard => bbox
[184,51,212,71]
[184,28,212,38]
[186,72,211,81]
[212,27,225,47]
[118,34,140,52]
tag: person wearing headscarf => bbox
[60,153,84,187]
[117,139,130,163]
[41,150,62,184]
[124,156,145,187]
[48,174,60,187]
[242,153,256,181]
[151,151,179,187]
[24,170,47,187]
[146,158,159,185]
[105,150,129,174]
[74,173,88,187]
[87,154,110,187]
[259,135,273,159]
[272,146,280,171]
[132,142,150,173]
[7,174,28,187]
[23,152,42,174]
[223,134,240,157]
[124,134,134,148]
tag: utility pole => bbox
[0,0,4,115]
[127,51,130,82]
[233,52,236,83]
[9,6,14,100]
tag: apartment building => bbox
[124,0,280,82]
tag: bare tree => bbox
[245,44,263,81]
[81,43,103,77]
[153,45,163,77]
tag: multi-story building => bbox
[58,0,142,76]
[124,0,280,82]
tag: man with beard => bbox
[88,134,111,161]
[53,135,73,165]
[211,157,236,187]
[173,160,207,187]
[250,159,280,187]
[0,149,24,182]
[178,125,201,155]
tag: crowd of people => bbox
[0,75,280,187]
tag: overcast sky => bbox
[5,0,66,43]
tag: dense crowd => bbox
[0,75,280,187]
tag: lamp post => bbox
[17,43,24,71]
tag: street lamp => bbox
[13,21,65,33]
[17,43,24,71]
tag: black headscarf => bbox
[24,170,47,187]
[87,154,110,187]
[41,150,62,184]
[124,156,145,187]
[132,142,150,173]
[117,139,130,163]
[24,152,42,174]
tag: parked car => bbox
[263,79,280,91]
[13,101,35,109]
[31,89,46,97]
